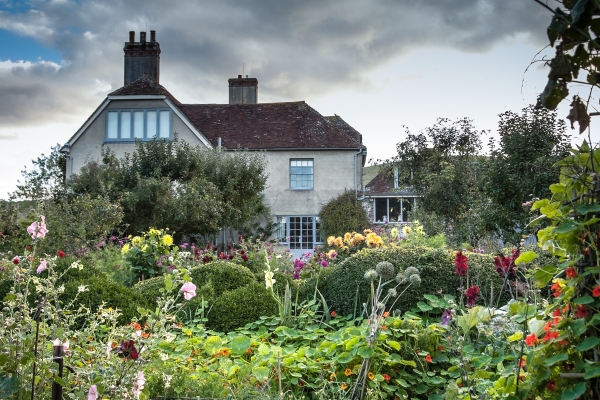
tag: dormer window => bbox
[106,109,171,141]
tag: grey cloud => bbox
[0,0,557,128]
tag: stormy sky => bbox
[0,0,589,198]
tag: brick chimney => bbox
[228,75,258,104]
[124,30,161,85]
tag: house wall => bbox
[261,149,364,217]
[67,99,207,175]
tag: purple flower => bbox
[441,309,452,325]
[320,260,329,267]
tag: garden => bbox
[1,163,600,400]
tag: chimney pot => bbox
[129,31,135,42]
[150,30,156,42]
[140,31,146,43]
[238,75,242,78]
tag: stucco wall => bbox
[261,149,364,217]
[67,99,208,175]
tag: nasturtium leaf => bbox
[573,295,594,305]
[336,352,354,364]
[562,382,587,400]
[253,366,270,382]
[417,301,433,312]
[534,265,558,288]
[515,251,537,265]
[230,335,251,355]
[576,336,599,351]
[507,332,523,342]
[358,346,374,358]
[543,352,569,366]
[554,220,579,233]
[387,340,401,351]
[585,365,600,379]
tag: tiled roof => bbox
[109,74,181,105]
[365,166,416,196]
[178,102,364,149]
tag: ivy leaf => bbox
[566,95,590,134]
[570,0,589,24]
[548,11,566,46]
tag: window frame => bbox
[289,158,314,191]
[373,197,417,224]
[276,215,322,249]
[105,108,172,142]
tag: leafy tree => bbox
[534,0,600,133]
[68,137,269,240]
[392,118,485,245]
[478,106,571,242]
[11,144,66,201]
[318,190,370,238]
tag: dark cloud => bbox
[0,0,556,128]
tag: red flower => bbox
[576,304,589,319]
[57,250,65,258]
[465,285,479,308]
[383,373,391,381]
[330,311,337,317]
[550,282,562,297]
[593,285,600,298]
[425,355,433,363]
[543,321,554,331]
[116,339,138,360]
[455,251,468,276]
[494,250,519,277]
[12,257,19,265]
[546,379,556,391]
[542,331,559,342]
[525,333,539,347]
[566,267,578,278]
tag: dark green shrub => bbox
[207,281,278,332]
[189,260,256,298]
[318,190,370,238]
[311,247,517,317]
[134,276,166,305]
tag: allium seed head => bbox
[375,261,395,280]
[364,269,378,281]
[388,288,397,297]
[404,267,419,277]
[409,274,421,285]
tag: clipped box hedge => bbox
[298,246,540,318]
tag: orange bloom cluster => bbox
[550,282,562,297]
[212,348,231,358]
[525,333,539,347]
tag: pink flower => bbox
[27,216,48,239]
[88,385,99,400]
[180,282,196,300]
[36,260,47,274]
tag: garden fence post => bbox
[51,339,64,400]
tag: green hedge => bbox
[302,246,524,318]
[207,281,278,332]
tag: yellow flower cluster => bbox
[327,229,384,249]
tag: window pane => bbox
[389,198,401,222]
[147,111,157,138]
[120,111,131,139]
[375,198,387,223]
[290,159,314,190]
[133,111,144,138]
[401,198,414,222]
[159,110,170,138]
[107,111,118,139]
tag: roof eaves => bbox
[164,98,214,148]
[63,98,111,150]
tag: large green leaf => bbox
[562,382,587,400]
[543,352,568,366]
[576,336,599,351]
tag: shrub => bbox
[207,281,278,332]
[310,246,519,317]
[318,190,370,238]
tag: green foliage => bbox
[68,138,269,239]
[10,144,66,201]
[207,281,278,332]
[313,247,510,317]
[392,118,484,246]
[319,190,370,238]
[122,228,177,280]
[479,106,570,243]
[535,0,600,130]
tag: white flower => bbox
[78,285,88,293]
[168,256,174,262]
[106,341,112,359]
[264,270,276,289]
